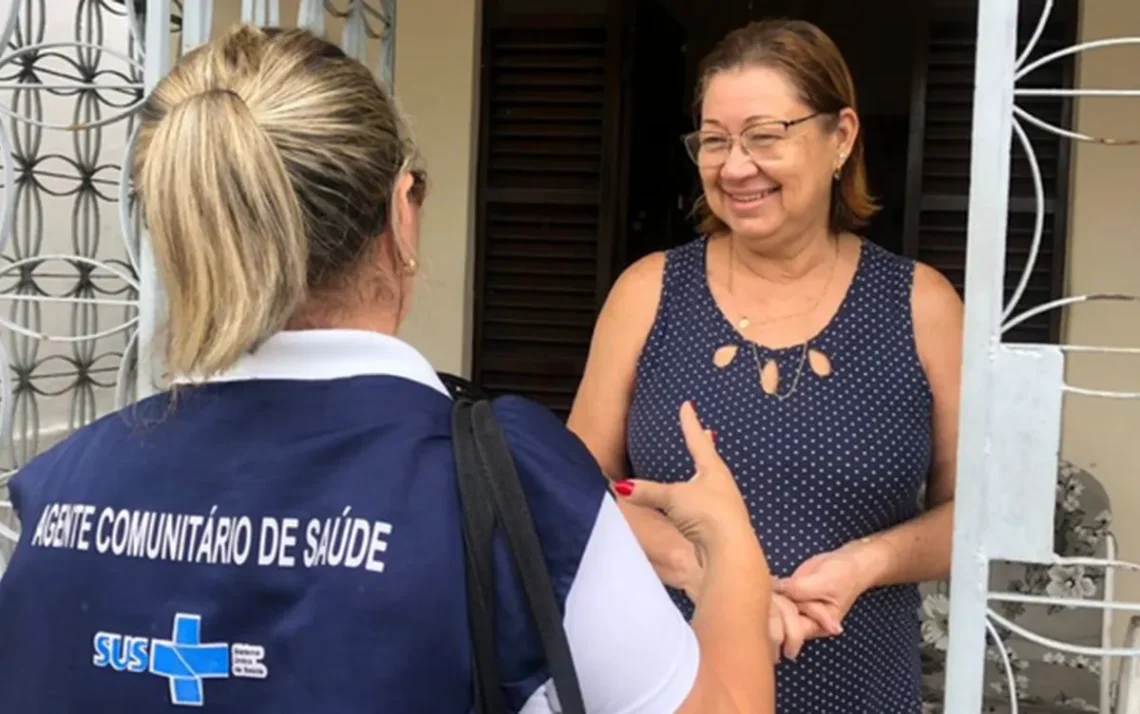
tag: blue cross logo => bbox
[149,613,230,706]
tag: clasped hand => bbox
[671,543,870,661]
[772,546,870,659]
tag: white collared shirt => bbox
[177,329,450,395]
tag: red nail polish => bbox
[614,481,634,497]
[710,430,717,442]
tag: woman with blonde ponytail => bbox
[0,25,774,713]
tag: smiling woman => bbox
[684,24,876,246]
[569,18,965,714]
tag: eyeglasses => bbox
[682,112,828,167]
[409,168,427,206]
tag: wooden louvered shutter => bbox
[471,15,618,418]
[904,0,1077,343]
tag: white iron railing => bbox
[945,1,1140,711]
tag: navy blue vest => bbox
[0,375,607,712]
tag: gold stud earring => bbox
[402,257,419,276]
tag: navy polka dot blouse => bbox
[627,236,933,713]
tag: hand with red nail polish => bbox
[614,402,758,577]
[612,401,774,712]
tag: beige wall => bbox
[1062,0,1140,621]
[393,0,481,376]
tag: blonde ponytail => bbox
[139,88,307,378]
[135,26,415,379]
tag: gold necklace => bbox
[726,238,840,332]
[725,238,841,400]
[750,341,811,401]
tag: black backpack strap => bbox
[453,399,505,714]
[467,399,587,714]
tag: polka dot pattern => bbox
[627,237,933,713]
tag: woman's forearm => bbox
[617,500,701,589]
[849,501,954,589]
[681,522,774,714]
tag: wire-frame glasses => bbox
[681,112,828,168]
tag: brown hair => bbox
[134,26,419,378]
[692,19,877,237]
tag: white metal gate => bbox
[0,0,395,572]
[945,1,1140,712]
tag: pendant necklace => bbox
[724,238,840,400]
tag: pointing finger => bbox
[679,401,724,476]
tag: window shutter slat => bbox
[472,23,612,419]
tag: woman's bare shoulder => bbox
[602,251,667,328]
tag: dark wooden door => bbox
[615,0,689,271]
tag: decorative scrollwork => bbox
[0,0,149,564]
[999,0,1140,403]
